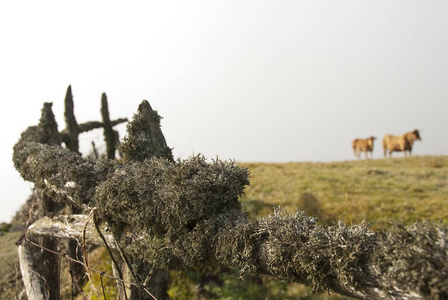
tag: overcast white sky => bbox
[1,1,447,223]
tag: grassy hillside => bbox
[0,231,23,299]
[1,155,447,299]
[241,155,448,229]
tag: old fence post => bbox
[18,87,129,299]
[113,100,172,300]
[61,85,86,296]
[62,86,128,297]
[18,103,62,300]
[101,93,119,159]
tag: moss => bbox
[373,222,448,298]
[216,209,378,293]
[95,156,249,233]
[119,100,173,163]
[13,141,110,207]
[94,155,250,271]
[215,217,261,278]
[13,134,117,209]
[38,102,62,145]
[215,209,448,297]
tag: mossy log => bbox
[13,101,448,300]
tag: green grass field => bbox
[1,155,447,299]
[241,155,448,229]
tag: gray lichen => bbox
[373,221,448,298]
[94,155,250,271]
[13,102,116,208]
[215,210,448,298]
[119,100,173,163]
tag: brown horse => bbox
[382,129,421,158]
[352,136,376,159]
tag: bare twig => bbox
[82,209,96,282]
[100,272,107,300]
[93,212,129,300]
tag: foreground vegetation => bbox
[2,155,447,299]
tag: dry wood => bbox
[18,243,47,300]
[26,215,115,249]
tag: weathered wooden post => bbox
[61,85,86,296]
[18,241,47,300]
[16,86,129,299]
[101,93,118,159]
[61,85,128,158]
[63,85,79,153]
[61,86,129,296]
[35,103,62,300]
[112,100,173,300]
[17,103,62,300]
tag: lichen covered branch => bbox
[215,210,448,299]
[25,209,448,299]
[13,135,115,208]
